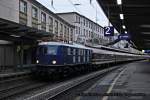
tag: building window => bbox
[54,20,58,34]
[79,16,80,24]
[86,20,88,27]
[64,26,67,42]
[49,17,53,33]
[59,23,63,40]
[19,0,27,14]
[19,0,27,25]
[67,27,70,41]
[84,29,85,36]
[60,23,63,33]
[83,19,86,26]
[86,30,88,37]
[41,12,46,23]
[76,15,78,22]
[75,26,78,34]
[32,6,38,19]
[70,28,73,41]
[41,12,46,31]
[32,6,38,28]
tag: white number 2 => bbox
[105,27,111,34]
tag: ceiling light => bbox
[144,39,150,41]
[122,25,126,29]
[125,31,127,34]
[10,35,21,38]
[120,14,124,20]
[140,25,150,28]
[141,32,150,34]
[117,0,122,5]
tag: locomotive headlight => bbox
[52,60,56,64]
[36,60,39,64]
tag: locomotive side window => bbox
[43,47,48,54]
[68,48,71,55]
[37,47,42,54]
[73,48,76,63]
[47,46,58,55]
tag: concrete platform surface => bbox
[75,60,150,100]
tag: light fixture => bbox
[120,14,124,20]
[117,0,122,5]
[140,25,150,28]
[122,25,126,29]
[141,32,150,34]
[125,31,127,34]
[10,35,21,38]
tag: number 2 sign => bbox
[104,26,114,36]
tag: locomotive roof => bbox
[38,42,91,50]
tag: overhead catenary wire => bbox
[89,0,104,23]
[67,0,82,13]
[50,0,57,10]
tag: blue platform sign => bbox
[118,34,130,40]
[104,26,114,36]
[144,50,150,53]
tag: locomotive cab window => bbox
[37,46,47,55]
[48,46,58,55]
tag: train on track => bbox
[33,42,149,76]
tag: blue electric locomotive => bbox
[35,42,92,75]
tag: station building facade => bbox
[0,0,74,43]
[0,0,74,70]
[57,12,109,45]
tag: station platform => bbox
[75,60,150,100]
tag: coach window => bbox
[81,49,83,55]
[68,48,71,55]
[78,49,80,55]
[78,56,80,63]
[73,49,76,55]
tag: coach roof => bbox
[39,42,91,50]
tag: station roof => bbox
[0,18,53,44]
[98,0,150,50]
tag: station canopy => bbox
[98,0,150,50]
[0,18,53,44]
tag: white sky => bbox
[36,0,110,27]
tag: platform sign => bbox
[104,26,114,36]
[144,50,150,53]
[118,34,130,40]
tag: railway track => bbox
[0,72,47,100]
[5,65,122,100]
